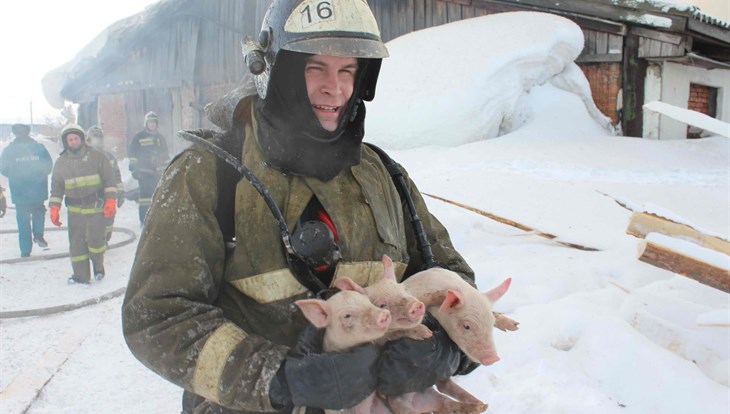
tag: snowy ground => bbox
[1,11,729,414]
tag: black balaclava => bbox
[255,50,369,181]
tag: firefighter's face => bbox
[65,133,83,150]
[304,54,357,132]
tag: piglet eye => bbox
[378,304,387,309]
[344,314,351,319]
[463,323,471,331]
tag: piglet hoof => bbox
[494,312,519,332]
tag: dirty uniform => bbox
[98,149,124,241]
[50,145,118,281]
[123,97,473,413]
[128,127,168,223]
[0,134,52,255]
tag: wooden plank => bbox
[596,32,609,54]
[638,239,730,293]
[587,30,597,55]
[575,53,623,63]
[406,0,415,33]
[632,26,684,45]
[434,0,448,26]
[414,0,426,30]
[390,0,400,39]
[608,34,623,54]
[447,3,462,22]
[425,0,434,26]
[627,211,730,255]
[462,5,475,18]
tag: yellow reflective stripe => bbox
[129,157,138,163]
[230,268,308,304]
[70,254,89,263]
[88,245,106,254]
[64,174,101,190]
[139,137,155,146]
[331,260,408,287]
[68,206,102,214]
[49,197,63,204]
[139,198,152,207]
[193,322,247,403]
[104,186,118,195]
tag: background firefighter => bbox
[49,124,118,284]
[87,125,125,241]
[127,111,168,225]
[0,123,53,257]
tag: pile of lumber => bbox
[627,211,730,293]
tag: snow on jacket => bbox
[49,145,118,207]
[122,97,474,413]
[0,135,52,205]
[127,128,168,175]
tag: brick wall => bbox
[687,83,717,138]
[97,93,128,158]
[577,62,621,126]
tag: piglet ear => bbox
[440,289,464,312]
[381,255,397,281]
[295,299,330,329]
[485,278,512,303]
[334,277,367,295]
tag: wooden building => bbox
[42,0,730,158]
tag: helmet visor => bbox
[283,35,388,59]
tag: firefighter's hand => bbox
[103,198,116,218]
[50,205,62,227]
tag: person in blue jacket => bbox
[0,124,53,257]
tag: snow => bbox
[2,11,729,414]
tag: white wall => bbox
[644,61,730,139]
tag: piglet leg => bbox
[387,387,488,414]
[436,379,488,409]
[494,311,520,331]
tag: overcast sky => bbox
[0,0,159,124]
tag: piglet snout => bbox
[408,301,426,321]
[376,309,392,329]
[480,355,500,366]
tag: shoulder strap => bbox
[364,143,445,271]
[213,128,245,245]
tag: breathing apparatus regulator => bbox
[181,0,442,294]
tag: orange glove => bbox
[50,205,62,227]
[103,198,116,218]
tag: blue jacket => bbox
[0,136,52,205]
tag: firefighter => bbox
[123,1,478,412]
[127,111,168,224]
[49,124,118,284]
[0,123,53,257]
[86,125,125,241]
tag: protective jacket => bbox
[99,149,124,201]
[0,135,52,205]
[123,95,474,413]
[50,145,118,208]
[128,128,168,176]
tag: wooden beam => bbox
[632,26,684,45]
[638,239,730,293]
[627,211,730,256]
[576,53,623,63]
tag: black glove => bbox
[377,314,473,395]
[269,324,379,410]
[131,170,140,180]
[117,196,125,208]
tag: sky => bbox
[0,0,159,124]
[1,11,728,414]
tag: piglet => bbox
[336,255,431,342]
[295,279,392,414]
[403,268,512,366]
[380,269,512,414]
